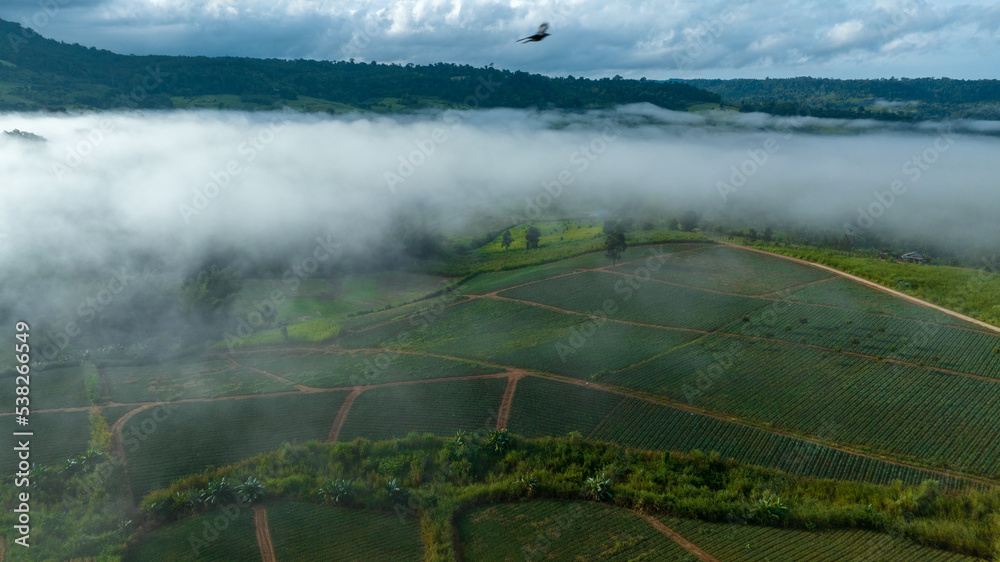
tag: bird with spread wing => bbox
[517,23,550,43]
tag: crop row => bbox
[338,378,507,441]
[506,376,625,437]
[498,270,769,331]
[721,300,1000,377]
[268,503,422,561]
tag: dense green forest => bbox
[682,77,1000,120]
[0,18,720,112]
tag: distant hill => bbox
[0,18,720,113]
[682,77,1000,120]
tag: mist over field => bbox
[2,105,999,351]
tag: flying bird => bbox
[517,23,550,43]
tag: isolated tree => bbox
[501,229,513,250]
[763,226,774,243]
[679,210,700,232]
[605,230,627,267]
[748,228,758,242]
[182,266,244,319]
[525,226,541,250]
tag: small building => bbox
[900,251,928,264]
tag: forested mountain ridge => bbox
[682,76,1000,120]
[0,18,720,112]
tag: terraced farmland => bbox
[603,334,1000,478]
[0,365,90,410]
[102,355,293,403]
[614,244,833,295]
[457,500,699,561]
[267,502,422,561]
[231,348,502,387]
[663,517,983,561]
[506,375,625,437]
[337,377,507,441]
[340,298,696,378]
[123,391,349,497]
[588,396,970,489]
[123,505,258,561]
[0,410,91,473]
[498,270,767,331]
[722,300,1000,377]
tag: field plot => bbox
[337,378,507,441]
[123,505,258,561]
[0,410,91,473]
[101,404,140,426]
[663,517,982,561]
[232,349,502,387]
[458,244,702,295]
[102,356,293,403]
[783,276,980,328]
[614,244,832,295]
[722,301,1000,377]
[498,270,768,331]
[267,502,422,561]
[1,365,90,410]
[340,298,694,378]
[458,500,699,561]
[506,376,625,437]
[124,391,348,498]
[588,397,969,489]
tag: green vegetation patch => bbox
[458,500,698,561]
[123,505,258,561]
[663,517,982,562]
[498,270,767,331]
[507,376,624,438]
[268,502,422,561]
[0,365,90,410]
[340,298,696,378]
[615,244,833,295]
[123,391,348,497]
[604,334,1000,479]
[338,378,507,441]
[102,355,293,403]
[231,348,502,387]
[0,410,91,473]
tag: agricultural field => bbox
[506,376,625,438]
[457,500,699,561]
[783,276,980,328]
[0,364,90,410]
[123,391,349,497]
[123,506,258,561]
[721,300,1000,377]
[497,270,769,331]
[662,517,983,561]
[613,244,834,295]
[587,397,970,489]
[102,356,293,403]
[231,348,502,387]
[337,377,507,441]
[0,410,91,473]
[603,334,1000,479]
[339,297,696,378]
[267,502,422,561]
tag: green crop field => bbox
[783,277,980,328]
[603,334,1000,479]
[662,517,983,561]
[458,500,699,561]
[613,244,834,295]
[1,365,90,410]
[721,300,1000,377]
[230,348,502,387]
[102,356,293,403]
[123,505,258,561]
[337,378,507,441]
[267,502,422,561]
[498,270,768,331]
[339,297,695,378]
[0,410,91,473]
[588,397,970,489]
[124,391,348,498]
[506,376,625,437]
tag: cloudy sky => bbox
[1,0,998,79]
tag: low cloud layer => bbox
[1,0,998,78]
